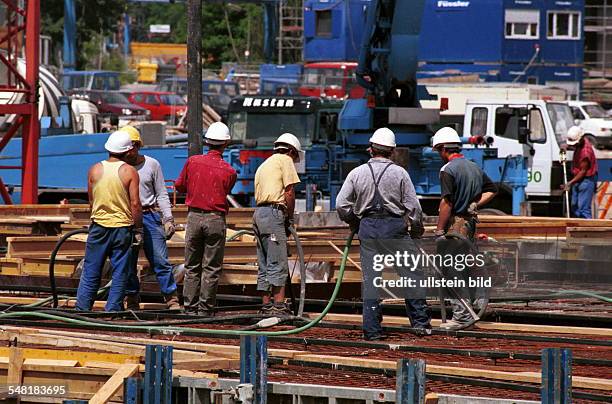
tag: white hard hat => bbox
[566,125,584,146]
[105,130,134,154]
[369,127,396,148]
[205,122,231,145]
[432,127,462,149]
[274,133,302,153]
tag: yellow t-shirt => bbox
[91,160,133,227]
[254,153,300,206]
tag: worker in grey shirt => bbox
[336,128,430,340]
[122,126,180,310]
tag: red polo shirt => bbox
[175,150,237,213]
[572,138,598,177]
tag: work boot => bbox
[269,302,293,316]
[259,302,274,315]
[125,294,140,311]
[439,319,470,331]
[163,292,181,311]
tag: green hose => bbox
[552,290,612,304]
[0,232,355,336]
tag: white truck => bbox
[462,99,612,216]
[566,101,612,149]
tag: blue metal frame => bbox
[541,348,572,404]
[396,358,426,404]
[240,335,268,403]
[143,345,173,404]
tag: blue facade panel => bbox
[419,0,504,63]
[303,0,368,62]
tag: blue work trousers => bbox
[572,175,597,219]
[358,216,431,339]
[76,223,134,311]
[126,211,178,296]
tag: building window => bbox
[315,10,332,37]
[505,9,539,39]
[547,11,580,40]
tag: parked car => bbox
[567,101,612,149]
[81,90,149,122]
[128,91,187,124]
[157,78,239,119]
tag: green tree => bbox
[41,0,126,69]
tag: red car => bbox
[128,91,187,124]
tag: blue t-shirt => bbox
[440,156,496,215]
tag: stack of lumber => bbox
[0,326,236,403]
[477,215,612,241]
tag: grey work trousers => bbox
[182,210,226,314]
[252,206,289,292]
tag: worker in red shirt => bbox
[175,122,237,315]
[562,126,598,218]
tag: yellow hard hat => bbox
[120,125,142,145]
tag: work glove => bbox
[133,229,144,248]
[163,218,176,240]
[467,201,479,216]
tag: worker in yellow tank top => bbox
[76,130,143,312]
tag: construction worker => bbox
[432,127,497,330]
[175,122,237,316]
[336,128,430,340]
[121,126,180,310]
[253,133,302,315]
[76,130,142,312]
[562,126,598,219]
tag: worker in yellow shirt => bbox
[253,133,302,315]
[76,130,143,312]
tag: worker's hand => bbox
[467,201,479,215]
[133,229,144,248]
[409,224,424,240]
[560,183,571,191]
[163,218,176,240]
[284,217,294,237]
[434,229,446,242]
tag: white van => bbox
[567,101,612,149]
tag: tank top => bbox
[91,160,133,227]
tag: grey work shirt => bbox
[335,157,423,228]
[135,156,173,220]
[440,156,497,215]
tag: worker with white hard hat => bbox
[76,130,142,312]
[120,125,180,311]
[432,127,497,330]
[336,127,431,340]
[252,132,302,316]
[175,122,237,316]
[562,126,598,218]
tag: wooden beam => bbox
[88,363,139,404]
[7,347,23,385]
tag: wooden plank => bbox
[172,358,239,370]
[567,226,612,240]
[7,347,23,385]
[88,363,139,404]
[0,347,141,366]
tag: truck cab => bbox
[566,101,612,150]
[463,100,581,215]
[225,95,366,205]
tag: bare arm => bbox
[477,192,496,208]
[436,197,453,233]
[284,184,296,220]
[87,165,96,208]
[567,159,590,187]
